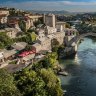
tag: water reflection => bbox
[60,38,96,96]
[74,54,81,65]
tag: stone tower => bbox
[44,14,56,28]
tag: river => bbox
[59,37,96,96]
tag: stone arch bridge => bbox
[67,32,96,47]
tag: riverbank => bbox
[54,61,69,76]
[58,46,77,59]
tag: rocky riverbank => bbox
[53,61,69,76]
[58,46,77,59]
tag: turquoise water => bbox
[60,38,96,96]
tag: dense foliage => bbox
[14,67,63,96]
[51,38,60,52]
[0,51,63,96]
[0,32,13,49]
[19,20,26,32]
[15,69,46,96]
[76,22,96,34]
[0,69,21,96]
[30,32,37,42]
[14,32,37,44]
[13,50,63,96]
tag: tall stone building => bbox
[44,14,56,28]
[0,10,9,24]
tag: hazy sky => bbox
[0,0,96,12]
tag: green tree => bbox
[15,68,63,96]
[0,32,13,49]
[20,32,37,43]
[45,52,58,68]
[51,38,60,52]
[19,20,26,32]
[40,68,63,96]
[25,44,36,51]
[34,18,43,27]
[0,42,4,49]
[15,34,31,44]
[30,32,37,42]
[15,69,47,96]
[0,69,21,96]
[25,45,32,51]
[27,29,36,33]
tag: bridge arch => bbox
[68,32,96,47]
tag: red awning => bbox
[18,50,36,57]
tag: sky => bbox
[0,0,96,12]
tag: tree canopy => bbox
[19,20,26,32]
[30,32,37,42]
[51,38,60,52]
[0,32,13,49]
[14,67,63,96]
[15,69,47,96]
[0,69,21,96]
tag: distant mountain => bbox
[27,10,70,15]
[27,10,96,15]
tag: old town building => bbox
[44,14,56,28]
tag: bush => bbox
[0,69,21,96]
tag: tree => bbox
[51,38,60,48]
[32,59,50,71]
[0,32,13,49]
[25,45,32,51]
[9,8,16,16]
[27,29,36,33]
[15,68,63,96]
[30,32,37,42]
[45,52,58,68]
[15,69,47,96]
[22,32,37,43]
[51,38,60,52]
[25,45,36,51]
[0,69,21,96]
[40,68,63,96]
[15,34,31,44]
[34,18,43,27]
[0,42,4,49]
[19,20,26,32]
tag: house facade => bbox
[5,28,21,38]
[56,22,66,32]
[0,10,9,24]
[0,15,8,24]
[45,26,57,35]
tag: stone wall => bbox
[54,32,65,45]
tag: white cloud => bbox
[1,1,96,12]
[62,1,96,5]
